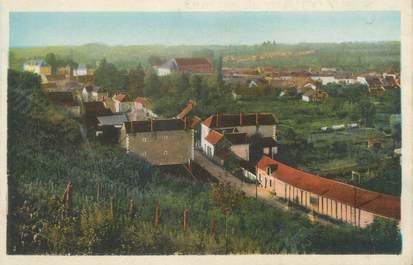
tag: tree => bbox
[190,75,203,100]
[127,64,145,97]
[358,99,376,127]
[249,133,265,164]
[212,182,244,253]
[144,71,160,97]
[147,55,163,67]
[95,58,124,93]
[215,55,224,89]
[45,53,58,74]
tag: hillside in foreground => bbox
[7,70,401,254]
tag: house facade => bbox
[74,64,88,76]
[82,85,106,102]
[135,97,158,118]
[23,59,52,75]
[120,119,194,166]
[256,155,400,228]
[201,113,277,161]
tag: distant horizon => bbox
[9,40,401,49]
[10,12,400,48]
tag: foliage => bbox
[7,69,402,255]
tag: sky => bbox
[9,12,400,47]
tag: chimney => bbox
[216,113,220,128]
[256,113,259,126]
[184,116,187,129]
[150,119,154,131]
[240,112,243,126]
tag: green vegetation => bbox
[7,70,401,254]
[10,41,400,72]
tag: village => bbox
[19,55,401,230]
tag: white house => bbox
[310,75,337,85]
[74,64,88,76]
[82,85,101,102]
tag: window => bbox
[142,151,147,157]
[163,150,168,156]
[142,137,147,142]
[269,179,272,187]
[162,135,169,140]
[310,196,319,207]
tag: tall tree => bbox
[144,71,160,97]
[127,64,145,97]
[45,53,58,74]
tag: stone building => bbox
[120,119,194,166]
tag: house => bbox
[302,89,328,103]
[23,59,52,76]
[256,155,400,227]
[201,113,277,161]
[95,113,129,142]
[112,94,134,113]
[176,100,196,120]
[335,73,358,85]
[120,119,194,166]
[74,64,88,76]
[82,85,106,102]
[365,76,385,94]
[135,97,158,118]
[310,73,337,85]
[157,57,213,76]
[84,101,112,129]
[224,132,250,161]
[46,91,81,117]
[382,76,400,90]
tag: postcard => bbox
[0,0,412,265]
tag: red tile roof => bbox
[177,100,196,120]
[190,116,202,128]
[257,155,400,221]
[175,58,213,74]
[205,130,224,145]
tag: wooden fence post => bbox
[154,200,161,227]
[110,195,116,221]
[183,208,189,231]
[211,215,217,239]
[63,181,73,215]
[128,199,136,217]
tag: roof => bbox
[175,58,212,67]
[135,97,153,109]
[205,130,224,145]
[177,100,196,120]
[25,59,49,67]
[97,114,128,126]
[257,156,400,221]
[202,113,277,129]
[190,116,202,128]
[77,64,87,70]
[124,119,188,133]
[113,94,130,102]
[224,132,249,145]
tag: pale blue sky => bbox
[9,12,400,47]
